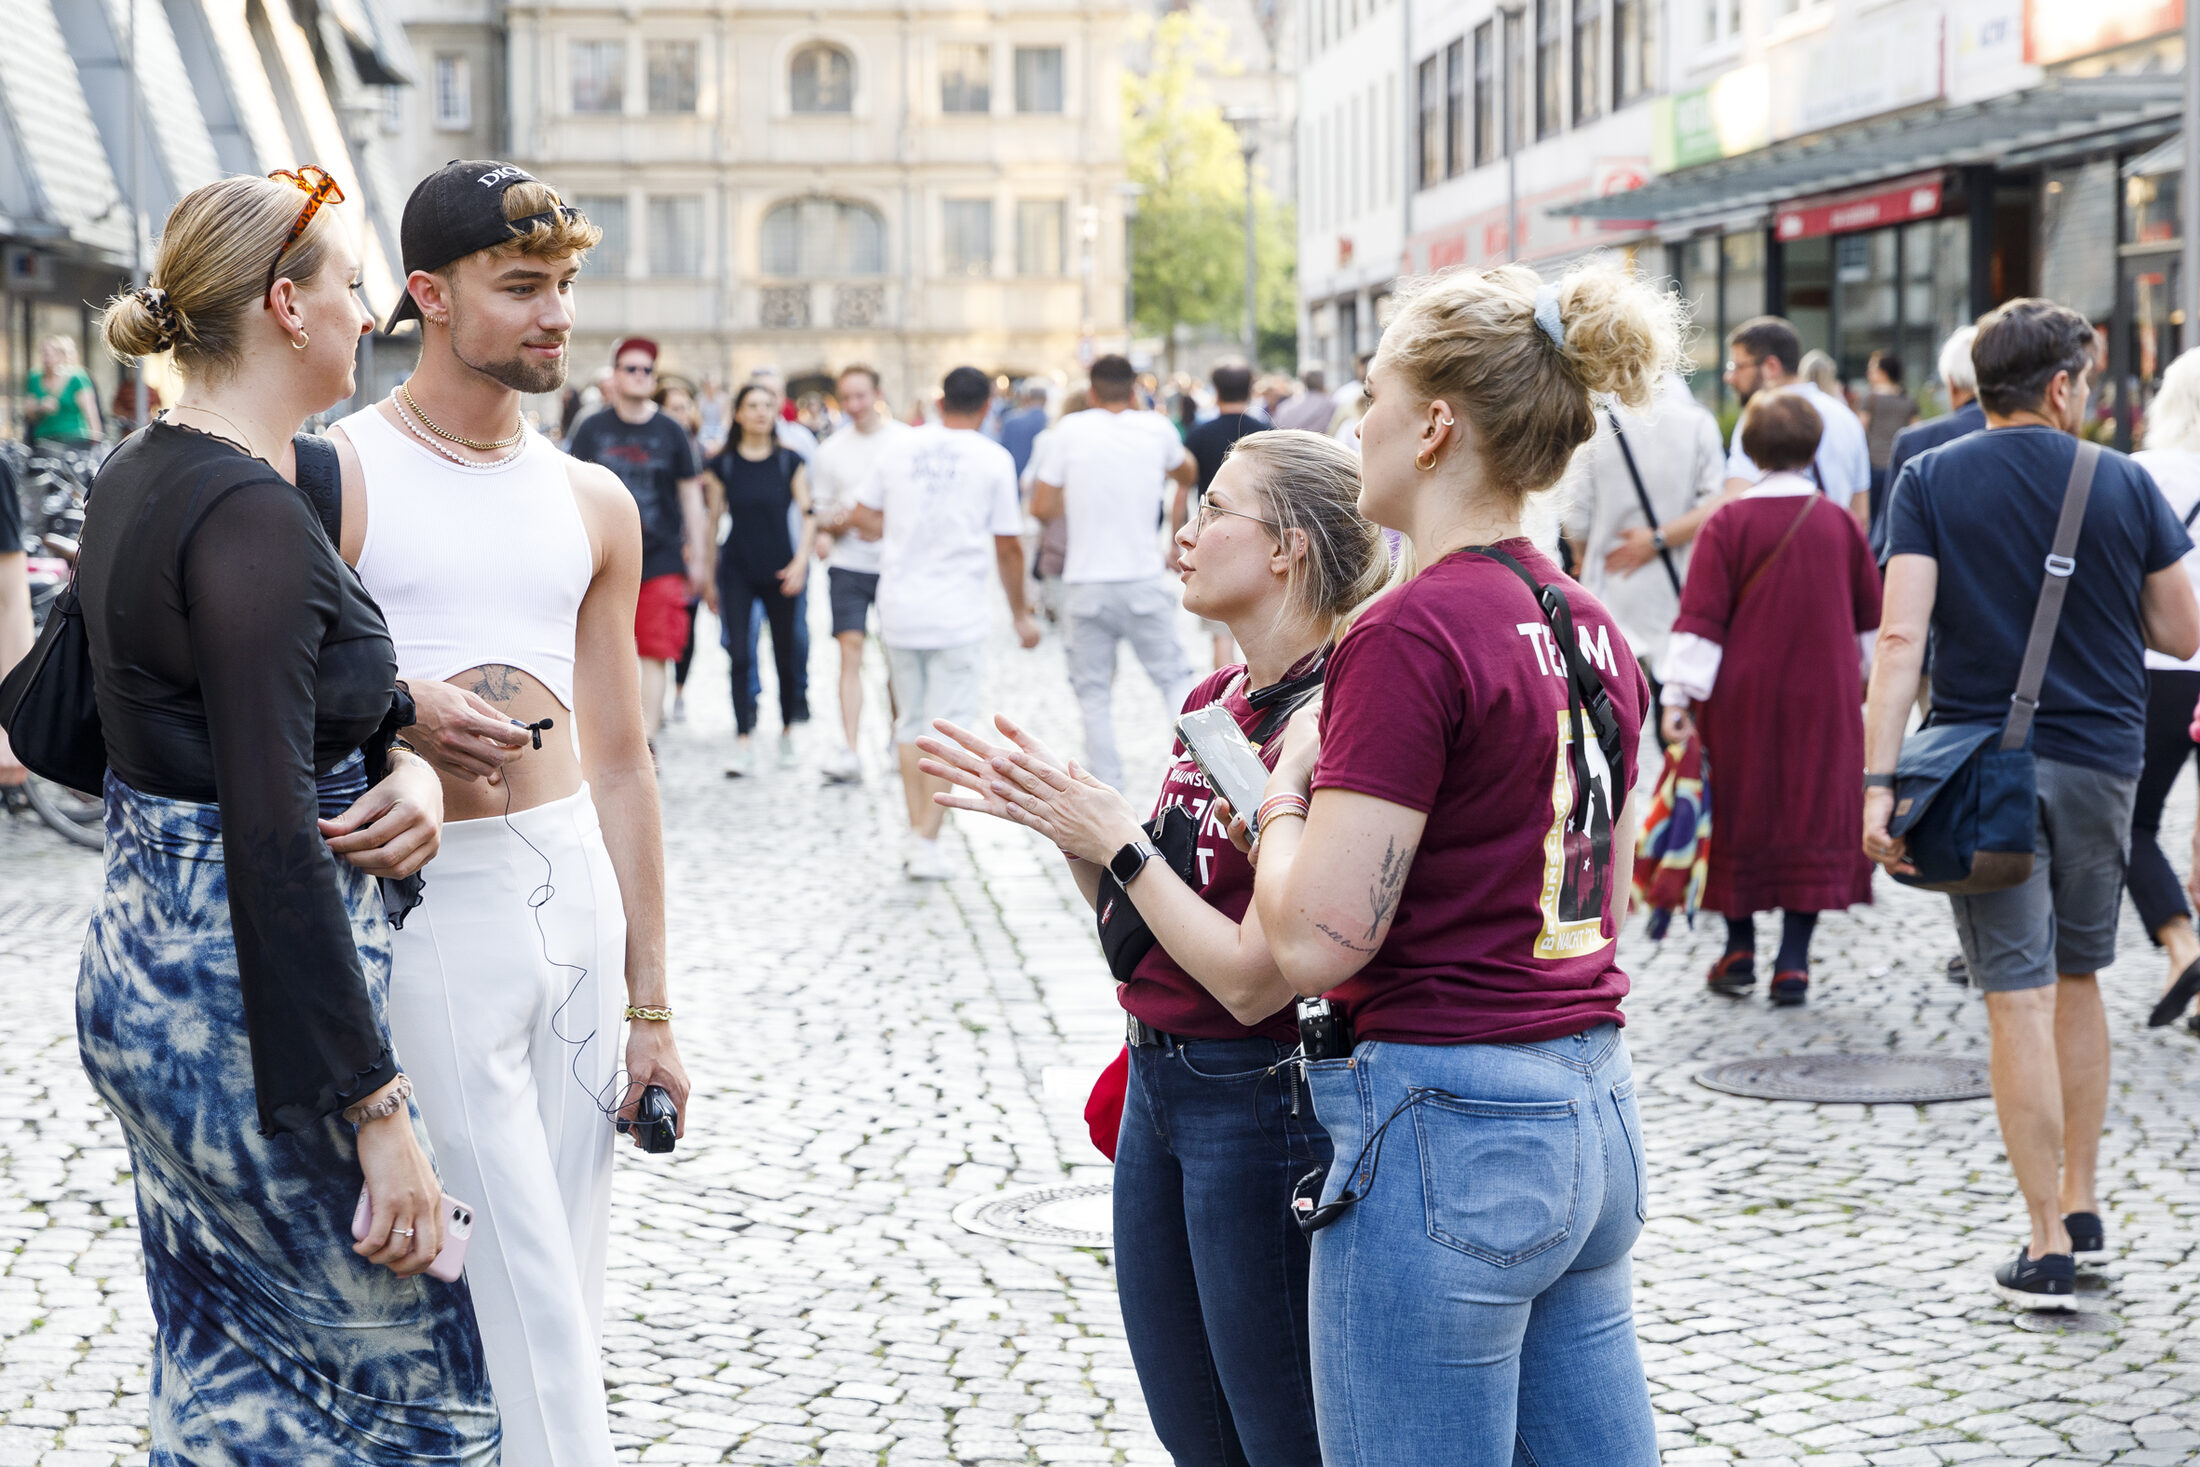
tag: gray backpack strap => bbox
[2001,440,2101,752]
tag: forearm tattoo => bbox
[1365,837,1414,941]
[466,664,526,707]
[1312,837,1417,955]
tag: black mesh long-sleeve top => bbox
[76,422,403,1135]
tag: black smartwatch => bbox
[1109,837,1160,886]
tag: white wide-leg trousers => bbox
[388,785,626,1467]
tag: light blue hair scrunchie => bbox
[1533,283,1566,350]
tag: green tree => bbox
[1123,9,1297,370]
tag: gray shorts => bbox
[1948,756,2137,992]
[827,568,878,637]
[885,641,983,745]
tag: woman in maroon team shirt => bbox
[1250,264,1674,1466]
[917,431,1385,1467]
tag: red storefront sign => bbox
[1774,175,1944,242]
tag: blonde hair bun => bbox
[1381,261,1687,501]
[1550,264,1686,412]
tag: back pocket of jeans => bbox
[1413,1093,1581,1266]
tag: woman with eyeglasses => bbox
[73,172,498,1461]
[919,430,1386,1467]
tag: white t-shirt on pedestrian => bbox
[811,419,909,574]
[1726,381,1872,510]
[2135,447,2200,671]
[858,424,1023,650]
[1030,407,1187,584]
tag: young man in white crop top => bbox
[326,160,690,1467]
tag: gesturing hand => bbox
[917,715,1143,863]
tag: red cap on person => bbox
[613,337,659,365]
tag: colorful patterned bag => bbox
[1633,733,1710,930]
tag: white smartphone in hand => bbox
[352,1187,475,1282]
[1176,706,1274,835]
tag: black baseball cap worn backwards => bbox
[385,160,585,332]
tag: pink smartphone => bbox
[352,1187,475,1283]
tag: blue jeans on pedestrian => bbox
[1114,1035,1328,1467]
[740,582,810,709]
[1303,1024,1656,1467]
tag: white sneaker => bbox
[724,740,757,779]
[821,746,862,783]
[777,732,798,769]
[906,838,951,881]
[670,693,687,724]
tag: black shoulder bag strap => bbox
[2181,495,2200,529]
[1464,546,1624,831]
[292,433,343,548]
[2001,440,2101,753]
[1605,409,1682,597]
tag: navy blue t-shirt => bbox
[1886,425,2191,777]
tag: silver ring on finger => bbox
[391,1226,415,1238]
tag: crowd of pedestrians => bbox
[15,140,2200,1467]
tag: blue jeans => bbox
[1304,1025,1655,1467]
[1114,1036,1328,1467]
[740,581,810,711]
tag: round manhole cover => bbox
[953,1183,1113,1248]
[1694,1052,1991,1104]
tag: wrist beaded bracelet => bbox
[624,1005,675,1022]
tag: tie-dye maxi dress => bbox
[77,753,501,1466]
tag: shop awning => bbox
[1555,74,2184,228]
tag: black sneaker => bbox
[2064,1212,2104,1258]
[1993,1248,2076,1311]
[1946,953,1969,986]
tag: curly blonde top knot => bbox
[1378,262,1686,504]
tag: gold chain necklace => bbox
[393,390,529,469]
[396,381,525,452]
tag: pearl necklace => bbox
[393,390,529,468]
[397,381,526,452]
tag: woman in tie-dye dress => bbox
[71,173,499,1463]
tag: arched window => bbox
[762,199,886,276]
[789,43,854,113]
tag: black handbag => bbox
[0,578,103,792]
[1096,805,1199,982]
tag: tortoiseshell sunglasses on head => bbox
[263,166,344,301]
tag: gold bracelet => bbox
[624,1005,674,1022]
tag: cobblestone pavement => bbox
[2,594,2200,1467]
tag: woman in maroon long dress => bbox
[1658,390,1882,1005]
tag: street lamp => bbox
[1224,108,1264,365]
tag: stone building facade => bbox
[394,0,1133,409]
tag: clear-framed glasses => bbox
[1196,496,1281,535]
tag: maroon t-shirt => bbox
[1311,541,1651,1046]
[1119,666,1300,1043]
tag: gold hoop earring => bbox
[291,330,309,350]
[1415,447,1438,472]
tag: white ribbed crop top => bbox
[339,404,594,710]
